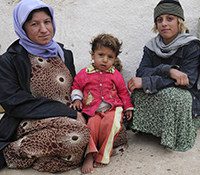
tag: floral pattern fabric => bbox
[131,87,198,151]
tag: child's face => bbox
[92,46,116,72]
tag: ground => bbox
[1,130,200,175]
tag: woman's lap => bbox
[3,117,90,173]
[131,87,198,151]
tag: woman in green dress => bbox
[128,0,200,151]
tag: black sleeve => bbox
[136,47,175,93]
[137,42,200,94]
[0,53,77,119]
[136,47,173,77]
[63,49,76,78]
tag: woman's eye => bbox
[45,20,52,24]
[156,18,163,23]
[167,17,174,22]
[30,23,37,26]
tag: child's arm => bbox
[114,70,134,110]
[71,69,85,110]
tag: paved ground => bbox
[1,129,200,175]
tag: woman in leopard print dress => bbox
[0,0,88,172]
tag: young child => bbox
[71,33,133,174]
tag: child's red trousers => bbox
[85,107,123,164]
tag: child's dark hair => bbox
[90,33,122,57]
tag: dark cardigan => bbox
[0,40,77,150]
[137,40,200,117]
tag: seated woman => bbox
[0,0,88,173]
[128,0,200,151]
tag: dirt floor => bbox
[1,129,200,175]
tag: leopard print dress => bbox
[3,55,90,173]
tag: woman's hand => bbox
[128,77,142,92]
[76,112,86,124]
[169,68,189,86]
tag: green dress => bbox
[131,87,199,151]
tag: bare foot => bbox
[93,162,107,168]
[81,153,94,174]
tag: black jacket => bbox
[137,40,200,117]
[0,40,77,150]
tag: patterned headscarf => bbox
[13,0,64,61]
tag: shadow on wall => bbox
[6,0,19,5]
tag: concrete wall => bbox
[0,0,199,82]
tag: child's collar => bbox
[86,64,115,74]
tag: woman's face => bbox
[156,14,179,44]
[24,11,54,45]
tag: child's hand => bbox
[71,99,83,111]
[124,110,133,121]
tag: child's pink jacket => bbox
[71,65,133,116]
